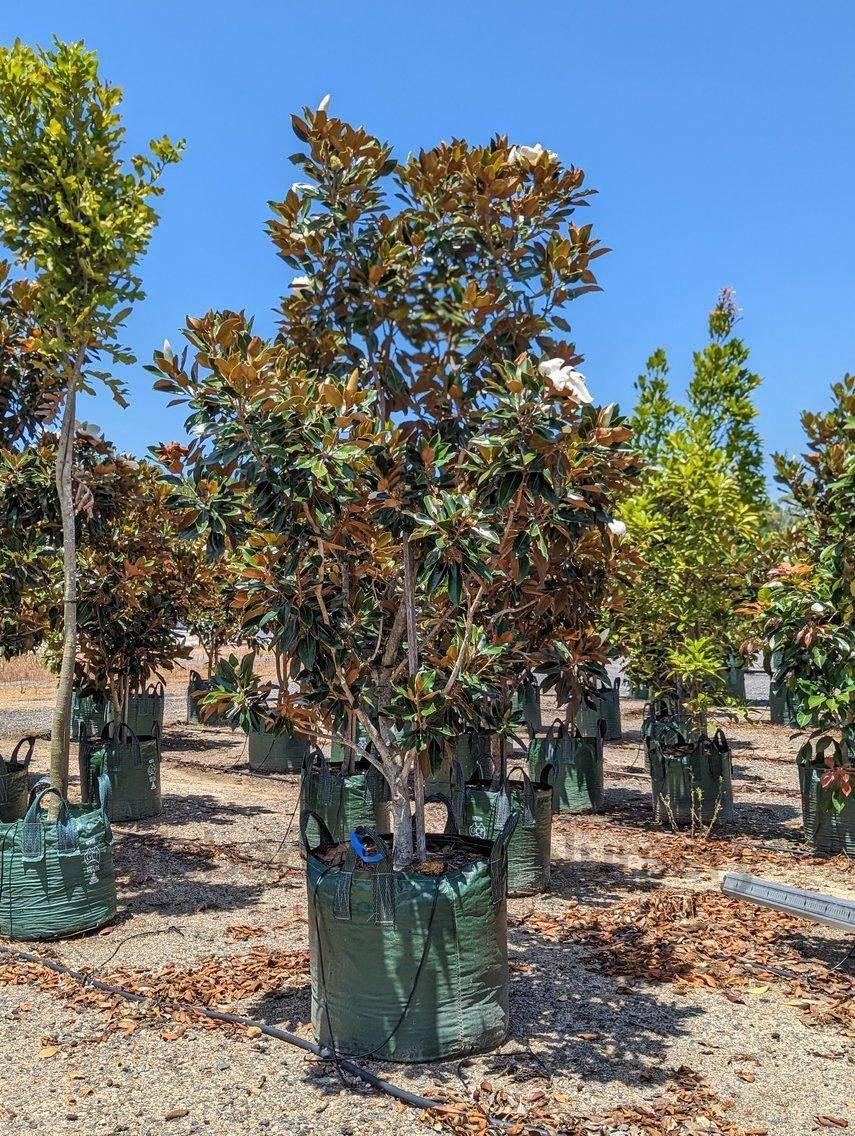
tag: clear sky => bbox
[4,1,854,480]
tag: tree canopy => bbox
[151,105,638,865]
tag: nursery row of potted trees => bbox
[0,38,850,1068]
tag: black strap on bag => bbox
[21,784,78,861]
[302,748,333,807]
[447,760,467,833]
[422,791,460,836]
[489,813,519,903]
[504,768,538,827]
[329,825,396,927]
[7,737,35,771]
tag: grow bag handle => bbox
[8,736,35,771]
[301,747,333,807]
[299,807,336,854]
[613,676,621,695]
[188,670,203,686]
[21,784,78,862]
[503,767,539,827]
[93,772,114,841]
[489,812,519,904]
[146,681,165,698]
[331,825,396,928]
[101,721,144,767]
[446,760,467,833]
[422,791,460,836]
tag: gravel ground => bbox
[0,685,853,1136]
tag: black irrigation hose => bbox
[0,943,440,1112]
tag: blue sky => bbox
[5,2,854,480]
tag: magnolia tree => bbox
[615,291,768,714]
[0,39,181,791]
[152,107,637,868]
[763,376,855,799]
[0,426,198,718]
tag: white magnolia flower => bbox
[810,602,825,616]
[608,519,627,540]
[538,357,593,405]
[289,182,314,194]
[75,421,103,441]
[290,275,313,291]
[317,93,331,113]
[509,142,557,167]
[162,339,175,363]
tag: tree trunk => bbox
[402,535,426,862]
[389,778,413,871]
[48,381,78,798]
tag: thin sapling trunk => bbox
[48,377,78,796]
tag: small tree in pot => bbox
[152,107,633,1058]
[615,292,769,723]
[0,38,181,795]
[762,375,855,852]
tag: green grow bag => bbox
[71,692,110,740]
[512,683,542,730]
[770,680,798,726]
[117,684,165,737]
[528,720,605,813]
[0,776,117,940]
[647,728,734,827]
[248,726,310,773]
[72,687,166,740]
[330,719,375,765]
[79,723,162,822]
[0,737,34,823]
[574,678,622,741]
[799,761,855,855]
[186,670,228,727]
[723,659,746,701]
[300,750,389,844]
[303,809,517,1062]
[452,764,552,897]
[424,732,496,799]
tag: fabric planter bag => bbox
[117,684,165,738]
[512,683,542,730]
[303,809,517,1062]
[647,728,734,827]
[79,722,162,822]
[330,717,381,765]
[424,732,495,799]
[248,726,310,773]
[574,678,622,741]
[449,763,552,897]
[71,692,111,740]
[799,758,855,855]
[300,750,389,845]
[723,659,746,701]
[0,737,35,823]
[770,681,798,726]
[528,720,605,813]
[0,776,117,940]
[187,671,228,726]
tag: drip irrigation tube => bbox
[0,944,440,1112]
